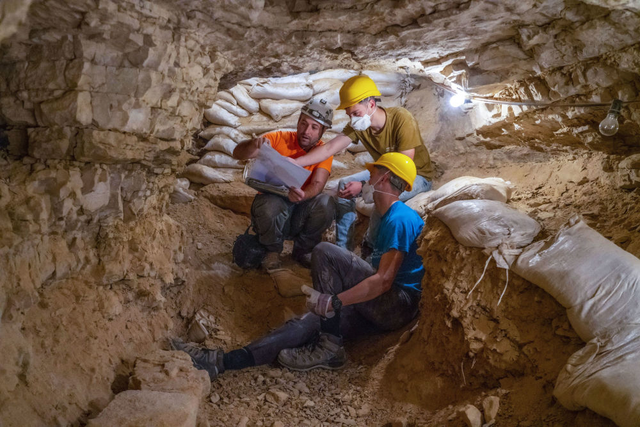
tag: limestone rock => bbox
[75,129,142,163]
[199,182,256,216]
[28,127,75,160]
[37,91,92,127]
[482,396,499,425]
[129,350,211,400]
[460,404,483,427]
[616,154,640,189]
[86,390,198,427]
[0,96,37,126]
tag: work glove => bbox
[301,285,334,318]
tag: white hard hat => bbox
[300,98,333,128]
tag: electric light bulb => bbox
[450,93,466,107]
[599,99,622,136]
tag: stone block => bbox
[616,153,640,189]
[75,129,143,163]
[200,182,256,216]
[129,350,211,400]
[24,61,68,90]
[122,99,151,134]
[65,59,107,91]
[74,35,123,67]
[91,92,129,131]
[150,109,183,140]
[28,127,75,160]
[86,390,198,427]
[81,166,111,212]
[37,91,92,127]
[0,96,37,126]
[105,66,139,95]
[5,128,28,156]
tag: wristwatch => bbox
[331,295,343,312]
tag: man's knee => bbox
[307,193,336,222]
[252,194,289,219]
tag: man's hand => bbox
[288,187,306,203]
[301,285,334,318]
[338,181,363,199]
[252,137,271,150]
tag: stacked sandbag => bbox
[433,200,541,304]
[170,178,195,204]
[513,215,640,342]
[554,325,640,427]
[193,69,412,188]
[406,176,514,217]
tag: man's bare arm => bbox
[399,148,415,159]
[337,250,404,306]
[233,137,270,160]
[294,134,352,167]
[288,168,330,203]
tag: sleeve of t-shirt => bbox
[341,123,358,142]
[264,132,283,153]
[394,110,423,152]
[317,155,333,173]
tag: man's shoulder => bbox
[387,107,416,123]
[389,202,423,224]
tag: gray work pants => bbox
[251,193,335,256]
[246,242,421,365]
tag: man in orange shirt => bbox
[233,99,335,270]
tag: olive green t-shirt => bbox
[342,107,434,180]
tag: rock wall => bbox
[0,0,230,424]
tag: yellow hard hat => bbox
[366,152,417,191]
[337,75,381,110]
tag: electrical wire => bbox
[431,80,640,108]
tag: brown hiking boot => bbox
[262,251,281,270]
[277,333,346,371]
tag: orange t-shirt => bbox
[263,131,333,189]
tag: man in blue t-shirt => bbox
[172,153,424,377]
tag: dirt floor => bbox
[164,145,639,426]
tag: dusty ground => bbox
[165,145,639,426]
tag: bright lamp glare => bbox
[450,93,466,107]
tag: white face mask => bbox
[361,172,395,203]
[350,105,377,131]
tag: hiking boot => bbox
[277,333,346,371]
[262,251,281,270]
[170,338,224,381]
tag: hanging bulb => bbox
[450,92,466,107]
[599,99,622,136]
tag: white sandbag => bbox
[311,78,342,95]
[216,90,237,105]
[332,110,350,133]
[238,77,265,87]
[175,178,190,190]
[554,325,640,427]
[308,69,359,82]
[406,190,436,216]
[170,186,194,204]
[513,216,640,342]
[259,99,304,122]
[183,164,240,185]
[204,103,240,127]
[425,176,514,211]
[354,152,374,167]
[314,88,341,107]
[356,197,375,217]
[229,85,260,114]
[361,70,403,84]
[433,200,540,251]
[323,179,339,197]
[198,152,244,169]
[199,125,249,142]
[203,135,237,155]
[332,160,347,170]
[215,99,249,117]
[238,113,297,136]
[267,74,310,84]
[249,82,314,101]
[347,142,368,153]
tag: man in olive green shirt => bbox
[294,75,433,251]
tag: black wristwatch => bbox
[331,295,343,312]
